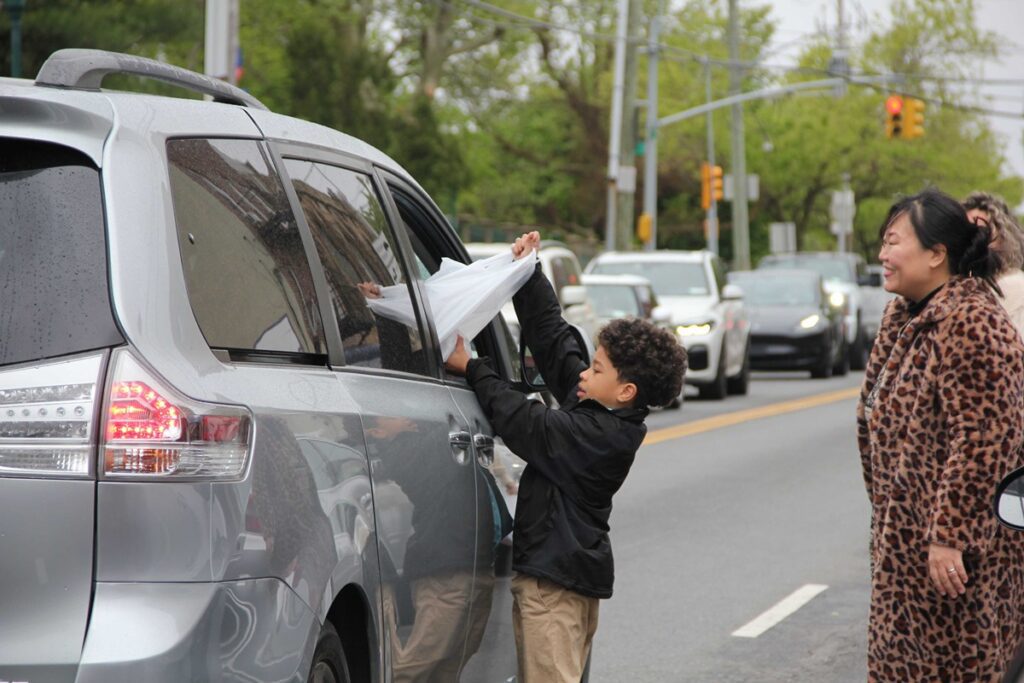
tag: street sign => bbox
[723,174,759,201]
[769,222,797,254]
[829,189,855,235]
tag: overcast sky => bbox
[763,0,1024,181]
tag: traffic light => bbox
[885,94,903,139]
[700,162,711,210]
[901,98,925,139]
[636,212,652,242]
[711,164,723,201]
[700,162,724,211]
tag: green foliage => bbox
[2,0,1019,265]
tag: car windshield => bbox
[730,274,819,307]
[586,285,640,318]
[591,261,709,296]
[759,255,854,283]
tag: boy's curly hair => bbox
[598,318,687,409]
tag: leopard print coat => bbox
[857,276,1024,682]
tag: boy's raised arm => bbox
[511,235,588,405]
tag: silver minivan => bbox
[0,50,523,683]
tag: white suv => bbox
[586,250,750,400]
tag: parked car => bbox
[586,250,750,400]
[581,273,668,327]
[727,270,848,378]
[465,240,600,344]
[860,264,897,349]
[0,49,537,683]
[757,251,872,370]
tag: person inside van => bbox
[445,231,687,683]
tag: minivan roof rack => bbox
[35,49,268,111]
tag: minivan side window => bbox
[168,138,326,359]
[284,160,429,376]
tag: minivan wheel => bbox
[699,345,728,400]
[309,622,351,683]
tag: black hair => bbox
[598,318,687,409]
[878,188,1001,291]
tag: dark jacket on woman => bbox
[857,276,1024,681]
[465,265,647,598]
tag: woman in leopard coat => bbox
[857,189,1024,682]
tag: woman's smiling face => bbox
[879,212,949,301]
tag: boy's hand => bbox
[445,337,471,376]
[357,281,383,299]
[511,231,541,260]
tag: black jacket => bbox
[466,265,647,598]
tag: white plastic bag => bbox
[367,250,536,359]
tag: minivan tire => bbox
[308,622,351,683]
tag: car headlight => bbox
[676,321,714,337]
[798,314,822,330]
[829,291,847,310]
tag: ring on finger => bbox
[946,567,958,575]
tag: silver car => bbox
[0,50,524,683]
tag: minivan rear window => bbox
[0,139,123,366]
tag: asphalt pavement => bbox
[590,370,870,682]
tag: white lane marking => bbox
[731,583,829,638]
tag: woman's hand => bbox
[445,337,471,376]
[928,543,968,598]
[512,231,541,260]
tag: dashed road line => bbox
[731,583,830,638]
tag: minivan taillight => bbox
[0,353,104,477]
[102,350,252,480]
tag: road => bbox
[590,370,870,682]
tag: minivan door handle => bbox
[474,434,495,467]
[449,431,472,466]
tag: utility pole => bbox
[204,0,239,84]
[604,0,631,252]
[641,5,662,252]
[4,0,26,78]
[704,61,720,255]
[615,0,642,251]
[727,0,750,269]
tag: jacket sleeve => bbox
[466,357,592,494]
[928,306,1024,554]
[513,265,589,405]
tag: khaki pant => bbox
[511,573,600,683]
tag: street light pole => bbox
[5,0,26,79]
[727,0,750,269]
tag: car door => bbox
[279,151,480,681]
[381,176,519,682]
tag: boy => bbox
[445,231,687,682]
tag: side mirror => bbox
[560,285,588,308]
[721,283,744,301]
[651,305,672,325]
[995,466,1024,530]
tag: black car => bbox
[728,269,847,378]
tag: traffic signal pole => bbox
[604,0,630,252]
[727,0,750,269]
[642,8,661,251]
[704,60,720,255]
